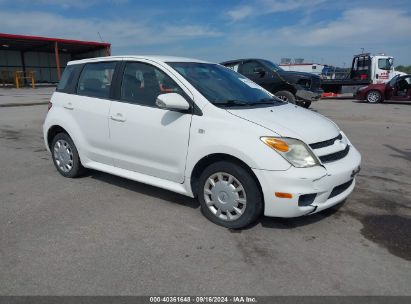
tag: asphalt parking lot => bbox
[0,92,410,295]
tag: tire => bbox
[51,132,85,178]
[301,101,311,108]
[366,90,382,103]
[198,161,263,229]
[275,91,296,104]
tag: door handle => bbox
[64,102,74,110]
[110,113,126,122]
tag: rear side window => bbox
[224,62,240,72]
[56,65,77,93]
[77,62,116,99]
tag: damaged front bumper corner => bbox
[296,89,323,102]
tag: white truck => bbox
[321,53,405,95]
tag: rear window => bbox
[77,62,117,99]
[56,65,77,93]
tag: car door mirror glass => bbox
[156,93,190,111]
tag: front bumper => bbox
[354,90,366,100]
[253,145,361,217]
[296,89,322,102]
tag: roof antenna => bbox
[97,32,104,42]
[360,47,364,54]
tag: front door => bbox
[239,60,272,89]
[391,76,411,101]
[108,61,192,183]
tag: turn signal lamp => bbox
[275,192,293,199]
[261,137,289,152]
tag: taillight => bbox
[48,101,53,111]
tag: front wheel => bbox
[366,90,382,103]
[198,161,263,229]
[275,91,296,104]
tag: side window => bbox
[77,62,116,99]
[121,62,183,106]
[378,58,393,71]
[240,61,264,75]
[57,65,77,93]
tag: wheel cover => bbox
[203,172,247,221]
[53,139,74,172]
[367,91,380,103]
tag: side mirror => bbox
[156,93,190,111]
[253,67,266,76]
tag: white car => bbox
[43,56,361,228]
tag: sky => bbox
[0,0,411,66]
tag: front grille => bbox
[329,179,353,199]
[319,145,350,163]
[310,133,342,149]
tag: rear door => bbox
[108,61,193,183]
[66,61,117,165]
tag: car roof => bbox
[67,55,212,66]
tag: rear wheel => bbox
[198,161,263,229]
[51,133,85,178]
[366,90,382,103]
[275,91,296,104]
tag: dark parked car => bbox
[221,58,322,108]
[355,74,411,103]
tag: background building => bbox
[0,33,111,85]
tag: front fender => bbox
[184,105,292,177]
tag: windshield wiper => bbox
[213,100,250,107]
[252,98,282,105]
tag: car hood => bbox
[227,104,340,144]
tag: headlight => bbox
[261,137,320,168]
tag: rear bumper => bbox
[253,145,361,217]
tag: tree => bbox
[396,65,411,74]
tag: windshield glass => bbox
[388,75,399,86]
[261,59,284,72]
[167,62,284,106]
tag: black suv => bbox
[221,58,322,108]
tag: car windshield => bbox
[167,62,284,107]
[261,59,284,72]
[387,75,399,86]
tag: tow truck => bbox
[321,53,404,96]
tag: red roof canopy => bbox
[0,33,110,54]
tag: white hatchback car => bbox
[43,56,361,228]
